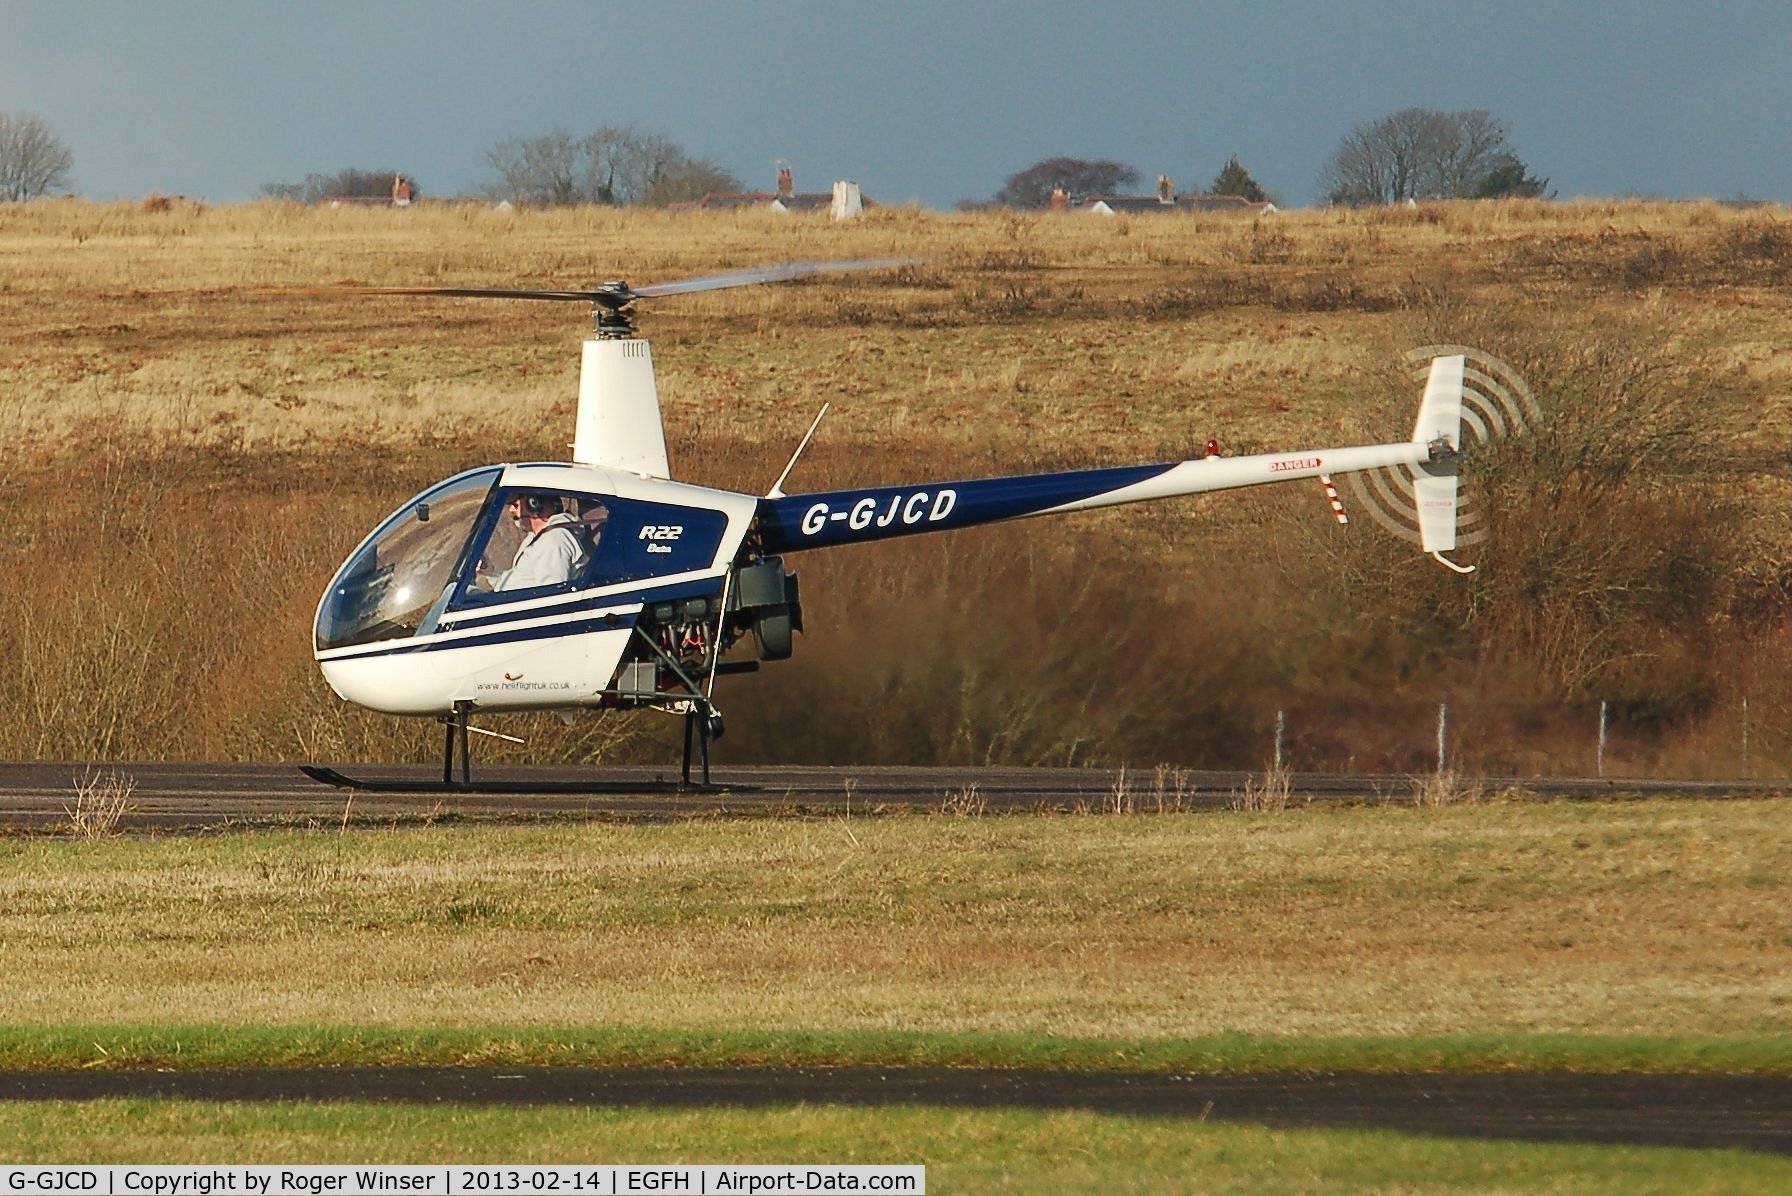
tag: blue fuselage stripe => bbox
[442,577,720,633]
[756,463,1175,553]
[422,614,634,655]
[320,577,721,661]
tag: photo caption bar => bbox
[1,1167,924,1195]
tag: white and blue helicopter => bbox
[305,261,1479,790]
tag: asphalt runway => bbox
[1,761,1783,833]
[1,1067,1789,1153]
[6,761,1788,1154]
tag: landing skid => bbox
[298,765,729,795]
[309,643,729,794]
[302,693,728,795]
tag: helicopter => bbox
[303,260,1481,791]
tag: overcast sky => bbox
[4,1,1790,208]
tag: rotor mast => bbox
[574,300,669,477]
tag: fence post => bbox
[1742,696,1750,778]
[1436,703,1448,774]
[1597,700,1608,778]
[1274,709,1285,773]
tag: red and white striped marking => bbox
[1319,473,1349,524]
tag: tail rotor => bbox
[1344,347,1538,561]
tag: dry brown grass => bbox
[5,196,1783,461]
[1,800,1788,1039]
[938,783,987,816]
[5,199,1792,771]
[1411,769,1484,808]
[1231,763,1294,812]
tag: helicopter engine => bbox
[606,556,802,707]
[734,556,803,661]
[617,592,728,701]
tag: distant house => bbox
[674,166,877,218]
[1082,194,1178,216]
[1179,194,1278,215]
[1079,174,1276,217]
[323,195,414,209]
[318,173,418,209]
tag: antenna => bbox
[766,403,830,498]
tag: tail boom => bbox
[755,352,1475,562]
[755,441,1427,554]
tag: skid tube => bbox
[296,764,729,795]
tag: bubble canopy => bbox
[314,467,502,652]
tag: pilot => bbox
[488,493,588,591]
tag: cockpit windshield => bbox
[314,468,500,652]
[317,469,730,653]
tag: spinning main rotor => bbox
[345,258,914,336]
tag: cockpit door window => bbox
[314,468,500,651]
[448,489,610,608]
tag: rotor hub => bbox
[591,282,639,337]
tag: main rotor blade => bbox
[263,259,916,308]
[632,258,916,298]
[259,285,605,302]
[335,286,605,302]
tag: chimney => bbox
[1157,174,1174,204]
[830,180,863,221]
[777,165,794,200]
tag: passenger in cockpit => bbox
[487,493,589,592]
[578,497,609,541]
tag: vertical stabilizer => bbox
[1410,354,1470,567]
[1412,354,1465,449]
[1414,474,1461,554]
[574,338,670,478]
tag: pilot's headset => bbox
[512,493,560,526]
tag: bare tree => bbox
[639,156,742,206]
[1427,110,1509,198]
[0,111,73,201]
[1320,108,1438,205]
[486,128,587,205]
[1320,108,1540,205]
[992,157,1140,208]
[484,124,742,207]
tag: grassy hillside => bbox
[3,198,1791,772]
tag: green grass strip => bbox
[1,1026,1789,1075]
